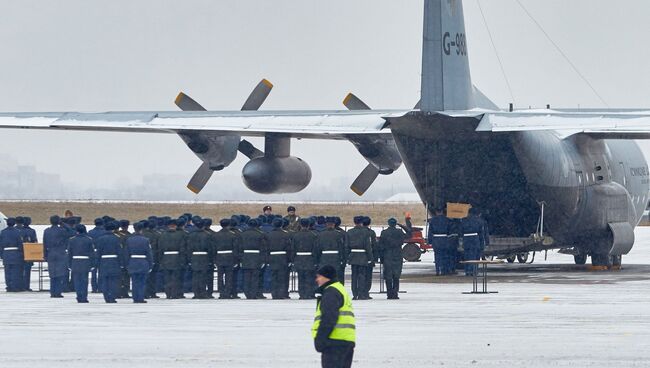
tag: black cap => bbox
[177,217,187,227]
[24,217,31,226]
[353,216,363,224]
[325,217,336,224]
[105,222,117,231]
[316,265,337,280]
[219,219,231,228]
[94,218,104,226]
[6,218,16,227]
[203,218,213,227]
[133,222,144,232]
[167,219,178,226]
[362,217,371,226]
[15,216,24,224]
[287,206,296,212]
[299,218,310,227]
[119,220,130,228]
[248,219,259,228]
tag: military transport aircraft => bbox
[0,0,649,267]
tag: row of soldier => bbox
[0,206,413,303]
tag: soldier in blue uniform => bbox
[87,218,106,293]
[239,219,267,299]
[461,208,486,276]
[0,218,24,292]
[428,208,450,275]
[22,216,37,291]
[125,222,154,303]
[66,224,96,303]
[95,221,123,303]
[44,215,70,298]
[447,219,462,275]
[266,218,292,299]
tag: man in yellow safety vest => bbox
[312,265,356,368]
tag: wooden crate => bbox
[23,243,44,262]
[446,203,471,219]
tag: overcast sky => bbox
[1,0,649,199]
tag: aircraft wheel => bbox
[574,254,587,265]
[506,255,516,263]
[517,253,529,263]
[402,243,422,262]
[611,255,622,268]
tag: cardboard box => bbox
[447,203,471,219]
[23,243,44,262]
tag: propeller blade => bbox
[187,162,214,194]
[241,79,274,111]
[238,139,264,160]
[350,163,380,196]
[343,93,371,110]
[175,92,207,111]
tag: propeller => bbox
[343,93,381,196]
[175,79,273,193]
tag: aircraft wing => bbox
[0,110,409,139]
[475,110,650,139]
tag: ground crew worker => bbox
[0,218,24,292]
[186,219,213,299]
[316,217,347,286]
[312,265,355,368]
[66,224,95,303]
[124,222,153,303]
[94,221,123,303]
[362,216,377,297]
[158,219,187,299]
[43,215,69,298]
[239,219,267,299]
[87,218,106,293]
[211,219,241,299]
[116,220,132,299]
[292,218,318,299]
[428,208,450,275]
[142,220,161,299]
[346,216,373,300]
[202,218,216,298]
[266,218,292,299]
[378,218,411,299]
[284,206,301,232]
[461,208,485,276]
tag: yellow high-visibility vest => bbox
[312,282,356,343]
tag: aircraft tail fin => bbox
[420,0,475,112]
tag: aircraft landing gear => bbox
[574,253,587,265]
[506,255,516,263]
[517,253,529,263]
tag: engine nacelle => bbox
[242,156,312,194]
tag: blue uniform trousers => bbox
[73,272,89,302]
[23,263,33,290]
[90,268,99,292]
[130,273,147,302]
[50,276,65,297]
[4,264,22,291]
[100,275,119,303]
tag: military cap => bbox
[147,220,157,229]
[230,216,240,227]
[24,217,32,226]
[334,217,342,226]
[191,215,202,224]
[119,220,130,228]
[299,218,311,227]
[287,206,296,212]
[15,216,24,224]
[203,218,213,227]
[167,219,178,226]
[316,216,326,224]
[50,215,61,225]
[263,205,272,212]
[6,218,16,227]
[177,217,187,227]
[353,216,363,224]
[219,219,231,228]
[362,217,371,226]
[104,221,117,231]
[387,218,398,226]
[133,222,144,232]
[325,216,336,224]
[75,224,87,234]
[94,218,104,226]
[248,219,259,228]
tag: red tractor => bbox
[401,226,430,262]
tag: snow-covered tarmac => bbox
[1,229,650,367]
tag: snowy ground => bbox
[1,229,650,367]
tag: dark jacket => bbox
[186,230,213,271]
[0,227,24,265]
[292,229,318,271]
[66,234,95,273]
[158,229,187,271]
[125,233,153,274]
[314,280,356,351]
[461,216,485,252]
[239,228,267,270]
[211,228,241,267]
[266,228,292,270]
[346,226,373,265]
[87,226,107,240]
[18,225,38,243]
[142,228,161,265]
[95,232,124,277]
[43,225,70,277]
[428,215,450,249]
[316,228,346,267]
[378,225,410,269]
